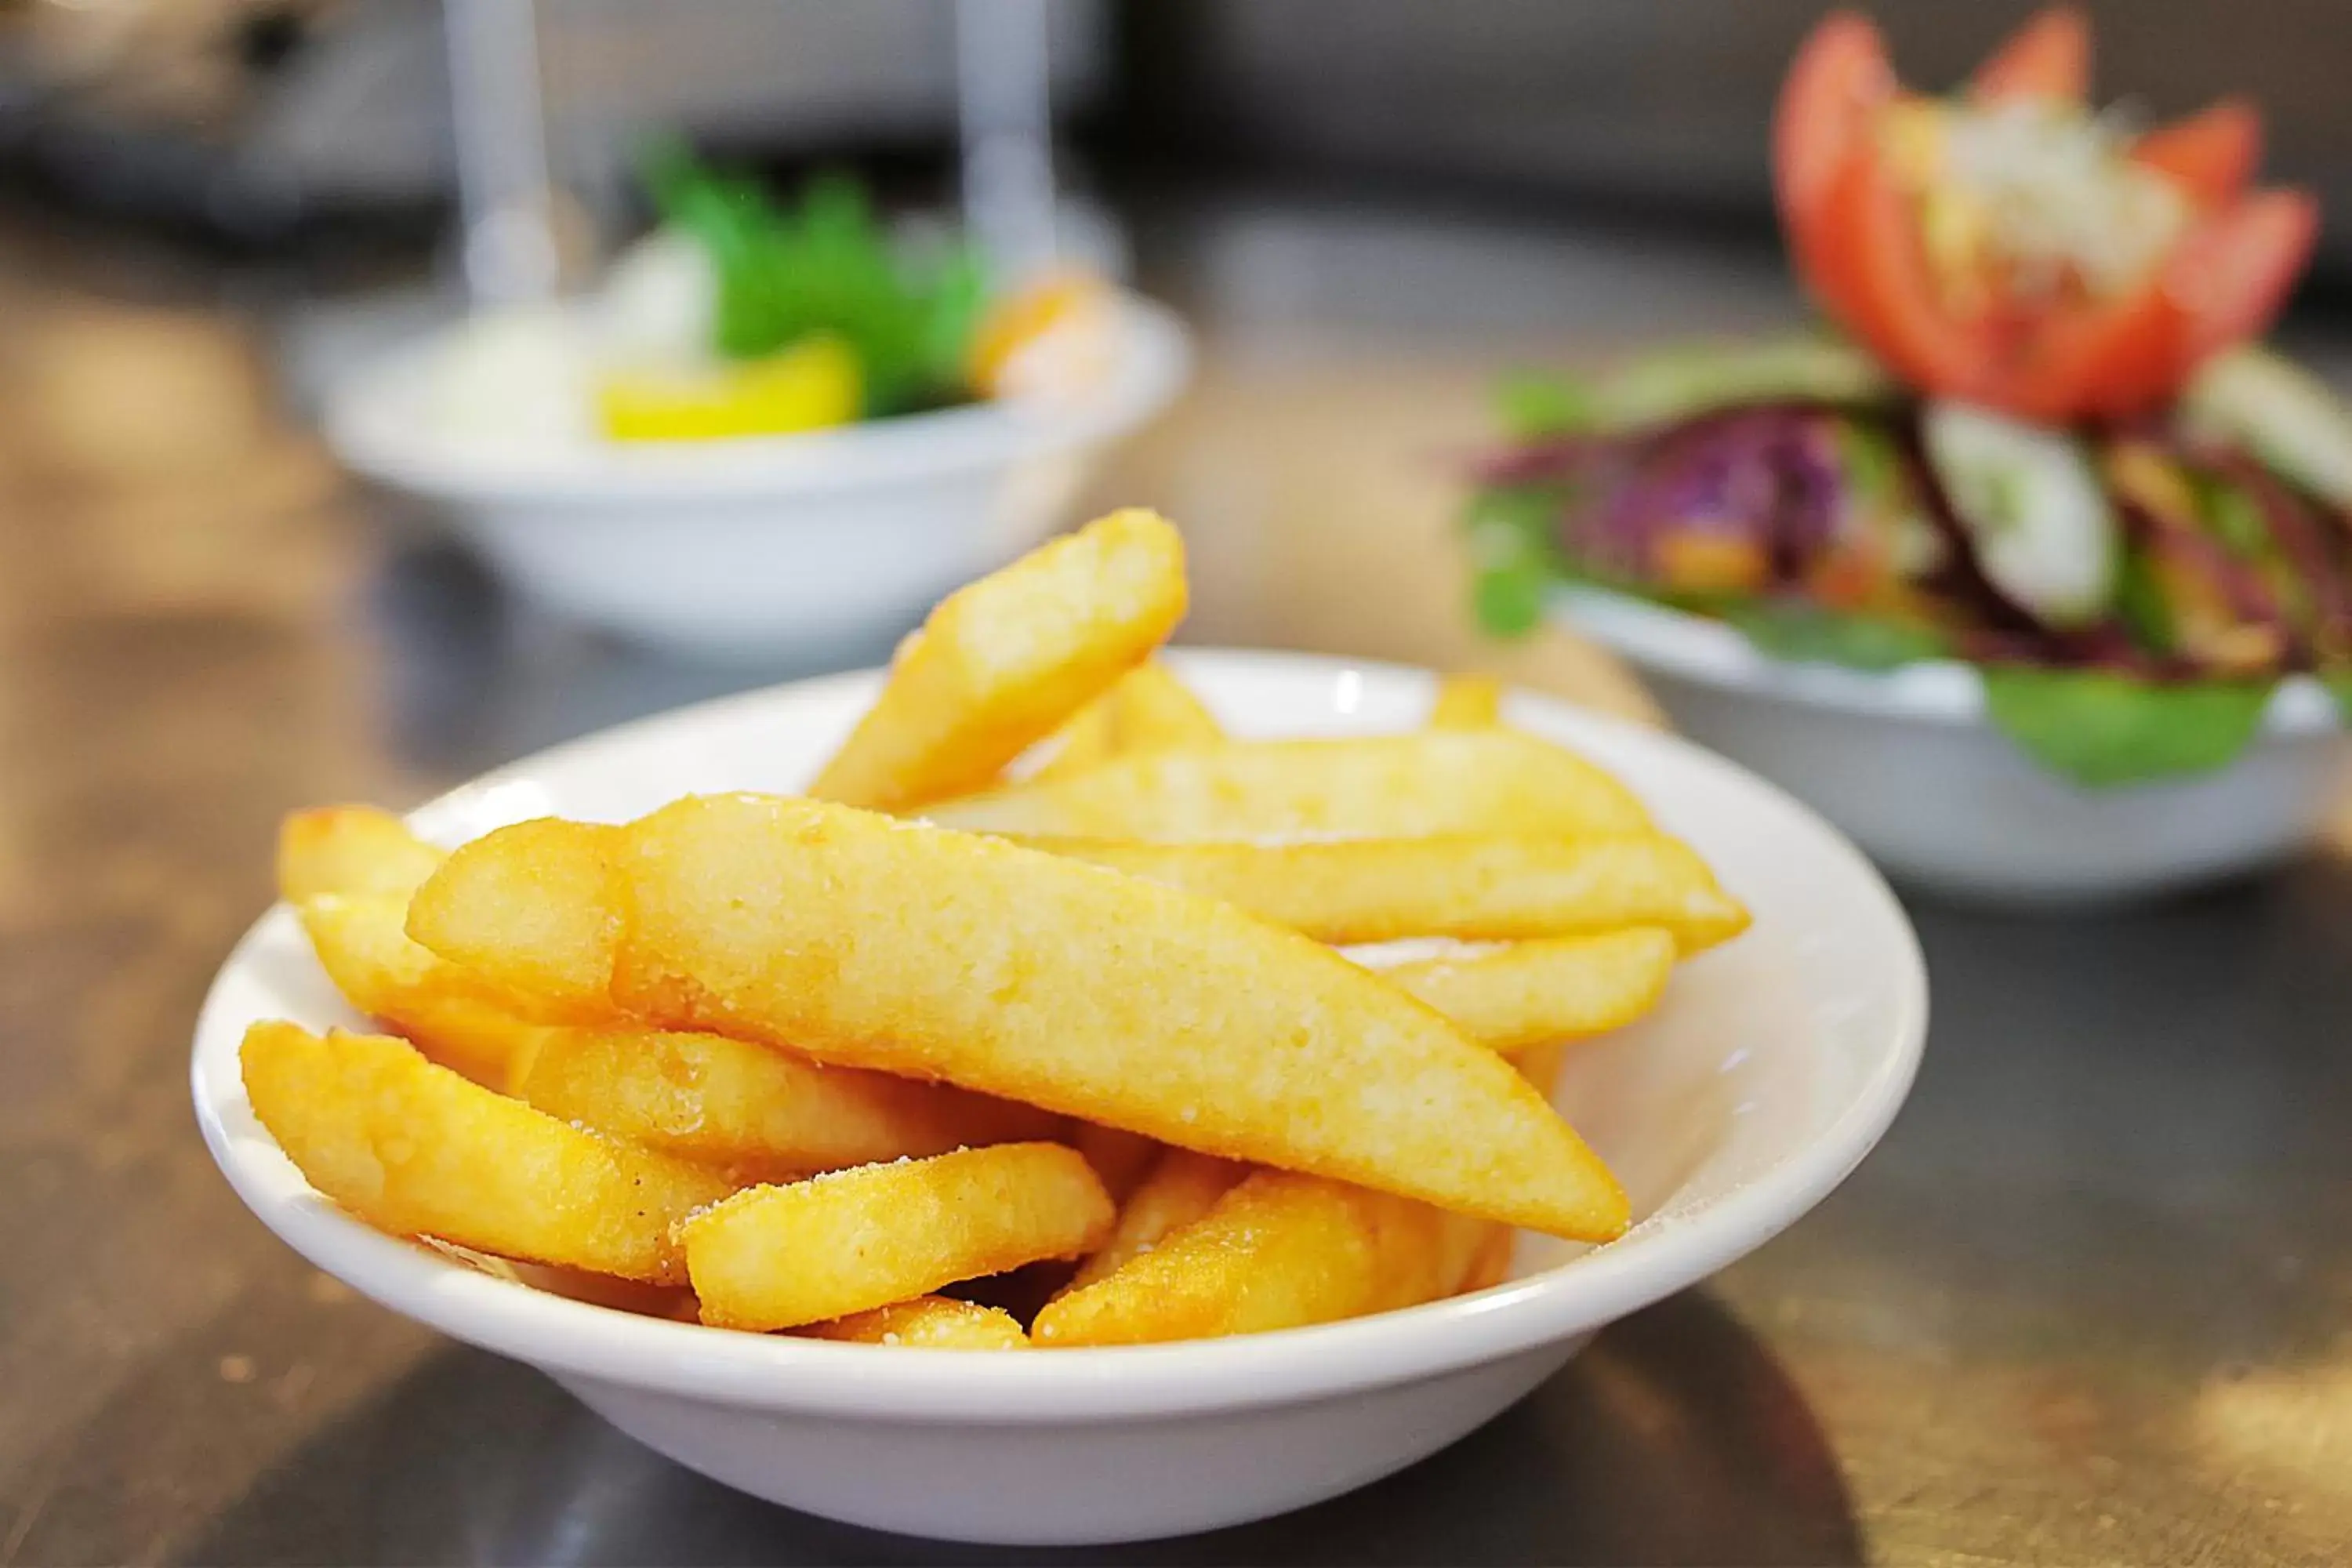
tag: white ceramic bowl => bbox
[321,295,1191,662]
[191,650,1926,1545]
[1555,586,2352,905]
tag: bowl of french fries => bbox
[194,510,1926,1544]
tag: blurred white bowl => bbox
[321,295,1192,661]
[193,650,1924,1545]
[1555,586,2352,904]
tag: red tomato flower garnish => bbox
[1774,7,2318,421]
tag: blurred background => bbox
[5,5,2352,1565]
[13,0,2352,750]
[12,0,2352,260]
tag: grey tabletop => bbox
[2,200,2349,1566]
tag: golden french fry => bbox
[682,1143,1113,1330]
[1069,1121,1163,1204]
[1456,1224,1519,1294]
[808,510,1189,811]
[299,894,551,1087]
[1377,929,1679,1054]
[1107,659,1222,750]
[241,1022,734,1283]
[1033,693,1120,782]
[1064,1148,1247,1294]
[1033,659,1223,782]
[1428,673,1504,729]
[1513,1039,1570,1101]
[1033,1169,1483,1346]
[409,796,1628,1240]
[404,818,627,1022]
[277,805,447,904]
[798,1296,1029,1349]
[1026,835,1745,951]
[1453,1040,1568,1296]
[924,731,1649,841]
[515,1024,1062,1177]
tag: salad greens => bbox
[1496,336,1887,441]
[1465,487,1573,637]
[1470,339,2352,787]
[1723,602,1948,672]
[643,143,989,418]
[1495,372,1597,442]
[1978,668,2275,788]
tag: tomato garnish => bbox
[2133,99,2263,209]
[1969,6,2091,104]
[1773,13,1895,236]
[1774,7,2315,421]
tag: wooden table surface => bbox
[2,201,2350,1566]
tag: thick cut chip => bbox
[1033,694,1120,782]
[402,818,630,1022]
[1454,1040,1570,1296]
[1064,1148,1247,1294]
[1069,1122,1163,1203]
[798,1296,1029,1349]
[1033,659,1223,782]
[923,732,1649,841]
[681,1143,1112,1330]
[1515,1039,1570,1101]
[1376,929,1679,1054]
[1025,835,1745,950]
[1428,673,1504,729]
[516,1025,1062,1177]
[299,894,552,1087]
[278,806,447,904]
[808,510,1189,810]
[1105,659,1223,750]
[1457,1223,1519,1294]
[408,796,1630,1240]
[1032,1169,1484,1346]
[241,1022,734,1283]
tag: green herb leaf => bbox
[1979,666,2274,788]
[641,148,989,416]
[1726,601,1947,671]
[2112,545,2178,656]
[1831,417,1904,509]
[1496,372,1596,440]
[1472,564,1551,638]
[1465,486,1563,549]
[2199,477,2273,560]
[1464,486,1569,641]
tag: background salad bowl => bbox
[325,292,1189,662]
[1555,584,2348,903]
[325,158,1192,662]
[1468,9,2352,905]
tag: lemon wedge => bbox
[597,336,862,442]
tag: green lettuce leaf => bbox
[1726,601,1947,672]
[1495,372,1597,441]
[1472,566,1551,638]
[1979,666,2275,787]
[1464,487,1570,640]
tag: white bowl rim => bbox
[1554,583,2344,737]
[321,292,1193,503]
[191,649,1926,1425]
